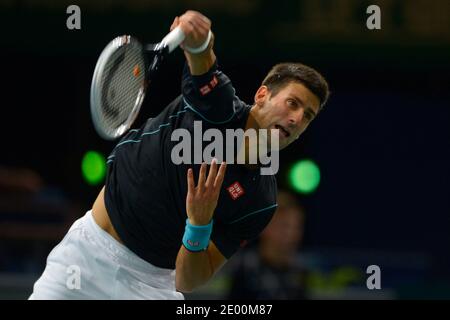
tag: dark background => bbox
[1,0,449,299]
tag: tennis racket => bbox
[90,27,186,140]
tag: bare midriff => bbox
[91,186,124,244]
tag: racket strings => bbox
[99,42,146,134]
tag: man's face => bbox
[254,82,321,150]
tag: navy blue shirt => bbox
[104,62,277,269]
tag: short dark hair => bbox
[262,63,330,109]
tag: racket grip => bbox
[161,26,186,53]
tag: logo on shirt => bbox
[227,181,245,200]
[199,75,218,96]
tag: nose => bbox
[288,108,304,127]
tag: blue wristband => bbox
[182,219,213,252]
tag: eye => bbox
[286,99,298,107]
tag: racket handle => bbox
[161,26,186,53]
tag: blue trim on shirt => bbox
[228,203,278,224]
[183,97,236,124]
[115,138,142,148]
[169,110,187,119]
[107,109,187,163]
[141,123,171,137]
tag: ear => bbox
[254,85,269,107]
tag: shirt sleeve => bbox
[210,203,277,259]
[181,60,237,124]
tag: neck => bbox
[245,105,260,131]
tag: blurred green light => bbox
[81,151,106,185]
[288,159,321,194]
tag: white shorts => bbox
[29,210,184,300]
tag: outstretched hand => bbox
[186,159,227,226]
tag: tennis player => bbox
[30,10,329,299]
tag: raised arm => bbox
[170,10,216,75]
[175,160,227,293]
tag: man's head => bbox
[252,63,329,150]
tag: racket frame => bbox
[90,27,186,140]
[90,36,147,140]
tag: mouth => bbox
[274,124,291,138]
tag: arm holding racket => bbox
[170,11,216,76]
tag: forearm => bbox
[175,245,214,292]
[184,33,216,76]
[177,153,227,292]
